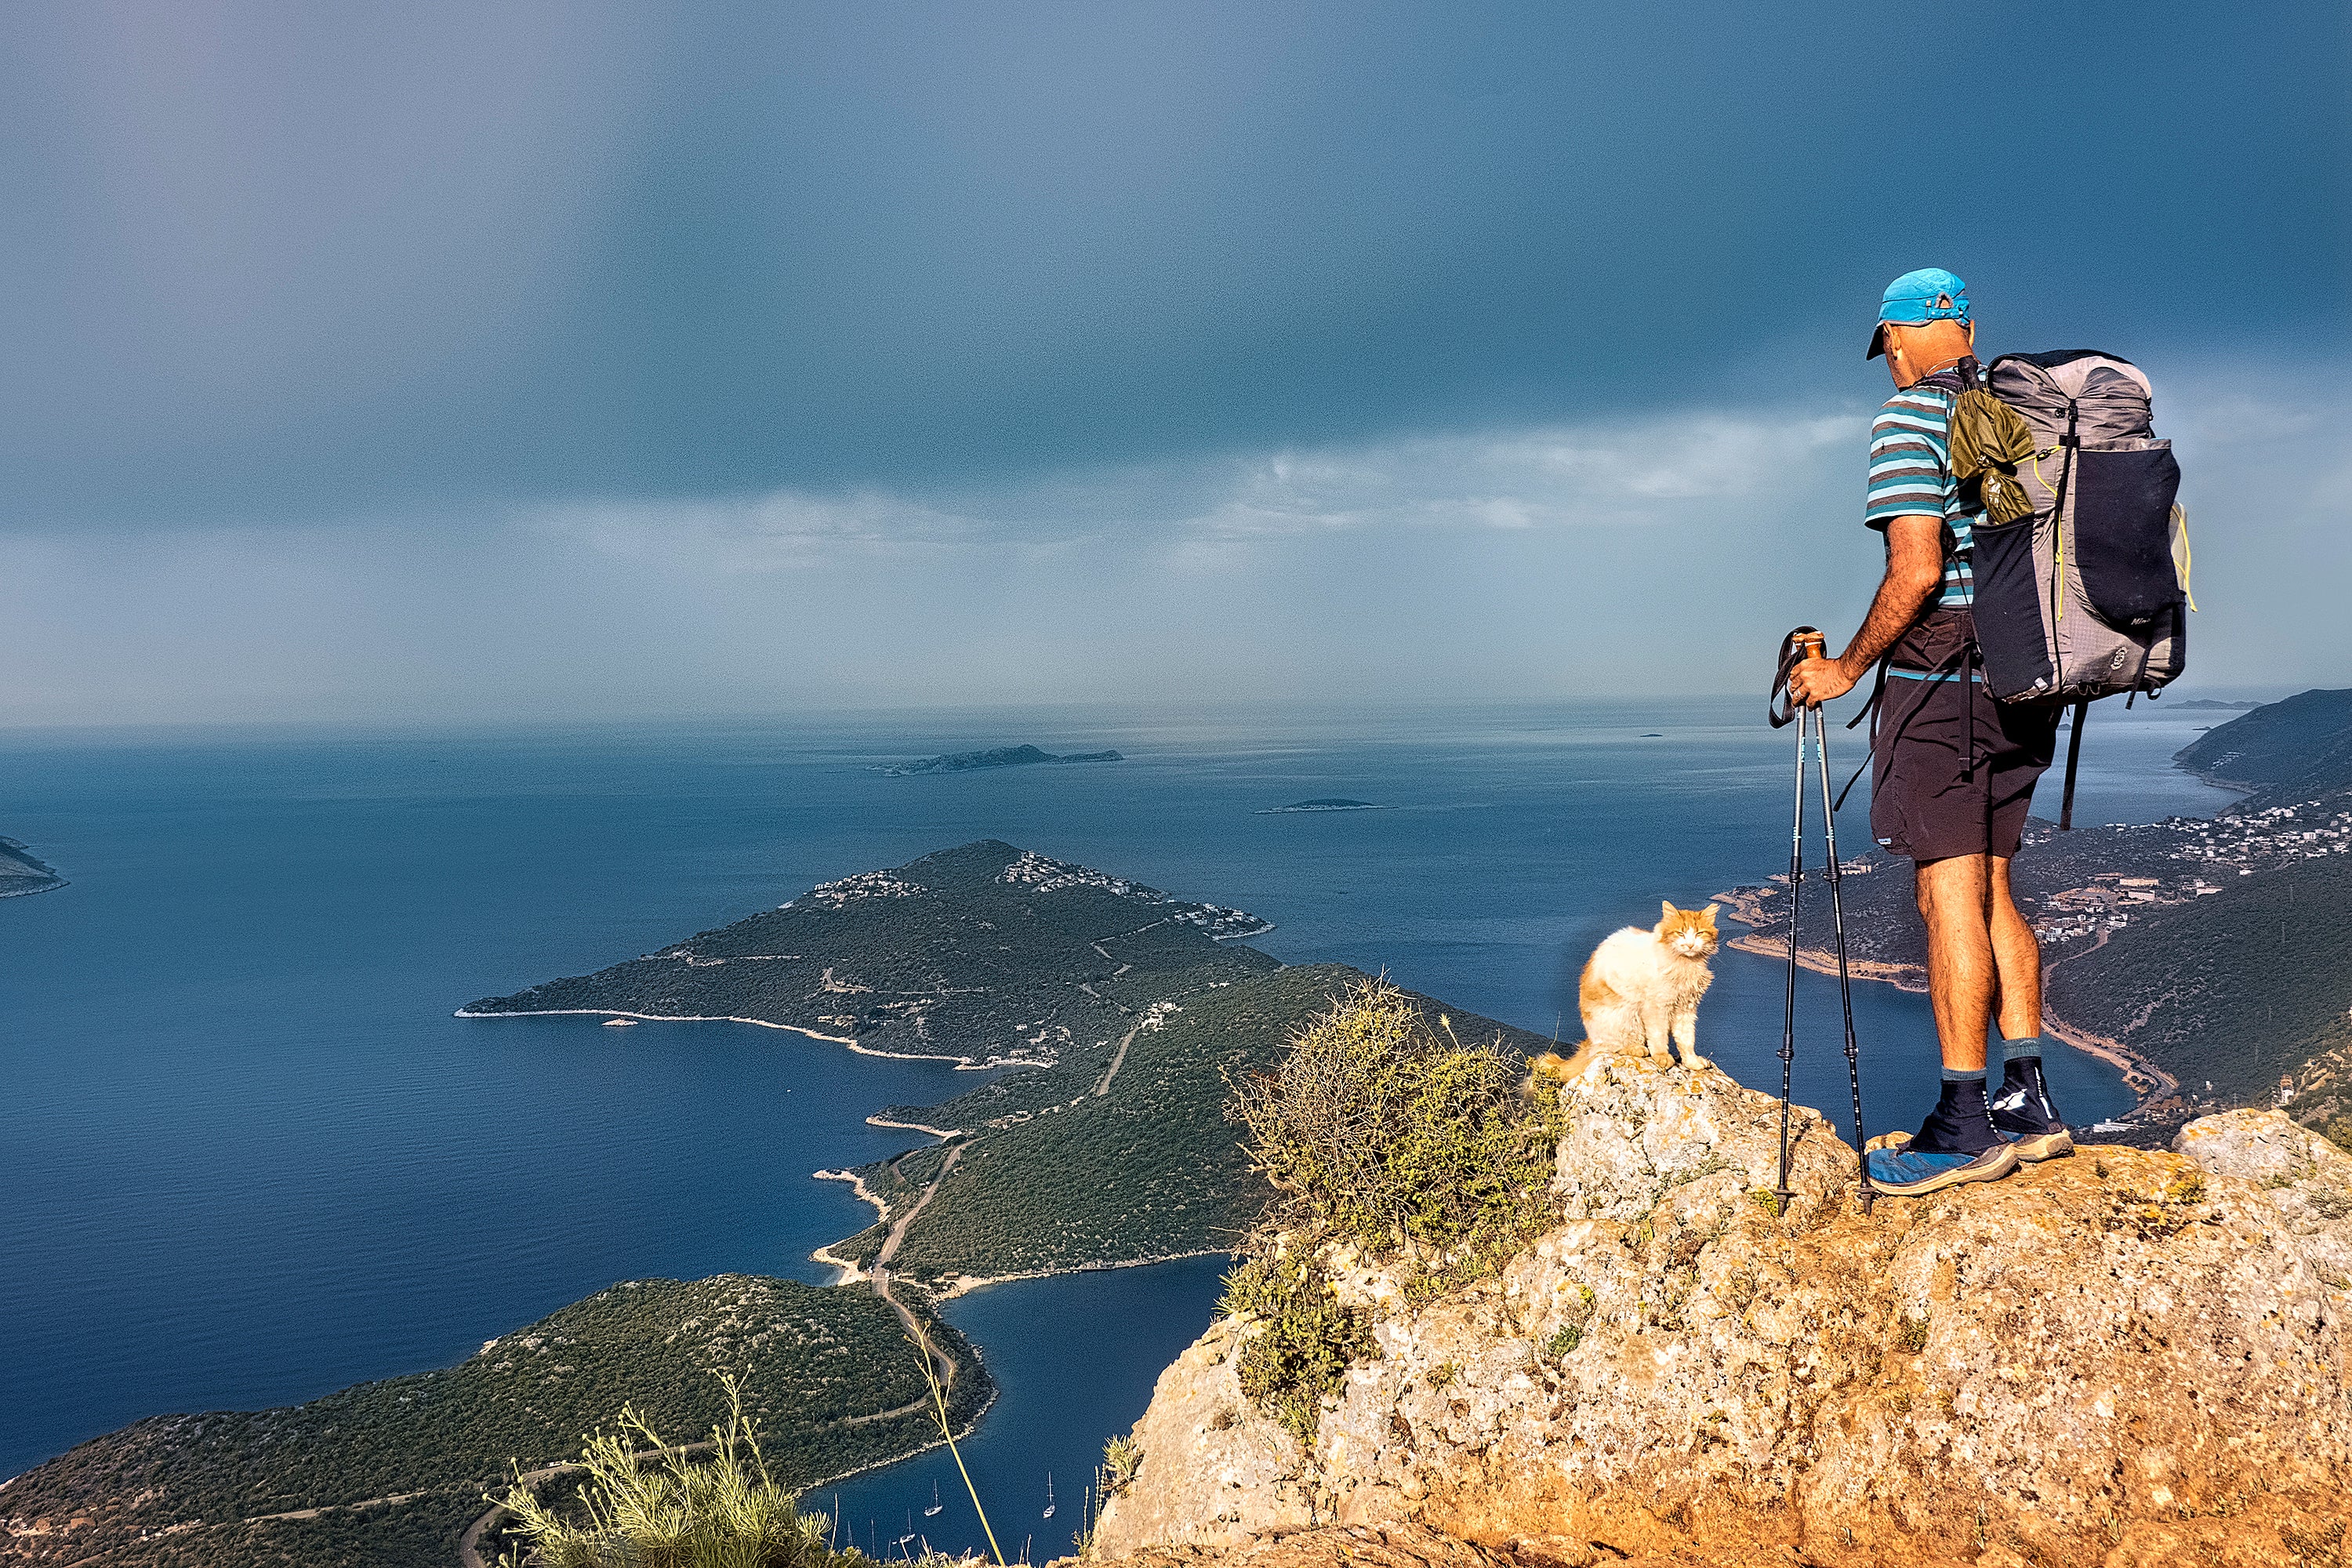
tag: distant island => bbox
[1257,797,1382,814]
[0,836,66,898]
[2169,698,2263,711]
[1718,687,2352,1145]
[874,743,1123,777]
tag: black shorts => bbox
[1868,609,2062,863]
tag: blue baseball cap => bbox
[1867,267,1970,359]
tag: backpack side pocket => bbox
[1969,512,2056,701]
[2071,442,2183,630]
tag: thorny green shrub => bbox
[1219,1249,1375,1445]
[1218,978,1568,1439]
[1228,978,1566,1275]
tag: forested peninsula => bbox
[466,839,1546,1283]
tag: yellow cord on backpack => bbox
[2033,446,2067,623]
[2173,503,2198,612]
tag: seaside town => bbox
[1723,794,2352,974]
[2020,800,2352,949]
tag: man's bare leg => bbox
[1915,853,1994,1072]
[1872,851,2015,1185]
[1985,854,2072,1158]
[1987,855,2042,1040]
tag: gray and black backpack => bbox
[1964,350,2193,825]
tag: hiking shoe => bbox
[1866,1140,2019,1196]
[1996,1123,2075,1162]
[1991,1057,2075,1163]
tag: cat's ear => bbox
[1661,900,1678,920]
[1700,903,1720,924]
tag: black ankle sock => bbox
[1914,1074,2000,1155]
[1993,1053,2062,1132]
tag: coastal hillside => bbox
[1719,688,2352,1140]
[0,836,65,897]
[2176,687,2352,810]
[2046,848,2352,1108]
[1087,1033,2352,1568]
[0,1276,983,1568]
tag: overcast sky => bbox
[2,0,2345,725]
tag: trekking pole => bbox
[1766,629,1817,1216]
[1809,702,1875,1214]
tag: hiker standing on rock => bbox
[1785,268,2075,1198]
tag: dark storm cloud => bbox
[3,0,2345,525]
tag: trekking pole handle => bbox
[1769,627,1828,729]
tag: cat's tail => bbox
[1530,1042,1598,1084]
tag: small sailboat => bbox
[1042,1472,1055,1519]
[602,1017,638,1027]
[895,1510,916,1552]
[924,1479,942,1518]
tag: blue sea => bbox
[0,699,2238,1557]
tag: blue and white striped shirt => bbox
[1864,379,1977,608]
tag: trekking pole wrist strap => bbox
[1768,626,1821,729]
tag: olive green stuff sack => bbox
[1948,387,2038,525]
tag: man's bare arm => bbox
[1788,516,1946,706]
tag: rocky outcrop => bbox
[2175,1108,2352,1294]
[1088,1060,2352,1568]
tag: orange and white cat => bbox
[1533,902,1720,1080]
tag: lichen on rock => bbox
[1089,1058,2352,1568]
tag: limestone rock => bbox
[2175,1107,2352,1294]
[1090,1058,2352,1568]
